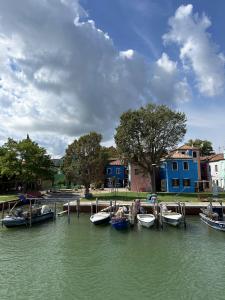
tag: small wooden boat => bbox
[111,207,129,230]
[2,205,54,228]
[161,204,182,227]
[137,214,155,228]
[111,216,129,230]
[199,203,225,231]
[90,212,111,225]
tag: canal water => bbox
[0,214,225,300]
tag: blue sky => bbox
[0,0,225,156]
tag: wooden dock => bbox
[62,200,224,215]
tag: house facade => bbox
[105,160,128,188]
[209,152,225,191]
[160,145,201,193]
[128,163,152,192]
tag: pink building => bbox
[128,163,152,192]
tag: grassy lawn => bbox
[90,191,225,202]
[0,195,18,202]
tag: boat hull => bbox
[2,212,54,228]
[162,214,182,227]
[111,217,129,230]
[199,213,225,231]
[90,213,111,225]
[137,214,155,228]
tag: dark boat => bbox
[1,205,54,228]
[199,202,225,231]
[111,216,129,230]
[90,212,111,225]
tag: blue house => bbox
[105,159,128,188]
[160,145,201,193]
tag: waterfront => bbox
[0,215,225,300]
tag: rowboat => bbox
[161,204,182,227]
[90,212,111,225]
[137,214,155,228]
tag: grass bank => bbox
[91,191,225,202]
[0,195,17,203]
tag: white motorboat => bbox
[137,214,155,228]
[90,212,111,225]
[161,204,182,227]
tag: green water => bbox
[0,215,225,300]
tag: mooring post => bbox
[29,199,32,228]
[77,198,80,218]
[114,200,117,212]
[96,198,98,213]
[110,200,112,217]
[1,202,5,227]
[159,203,163,229]
[91,202,93,216]
[68,201,70,224]
[54,202,56,221]
[183,202,186,228]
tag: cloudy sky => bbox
[0,0,225,157]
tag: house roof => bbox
[166,152,192,159]
[177,144,199,150]
[109,159,123,166]
[209,153,224,162]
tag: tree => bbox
[186,139,215,156]
[114,103,187,192]
[0,136,54,192]
[63,132,108,195]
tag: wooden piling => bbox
[68,201,70,224]
[159,203,163,229]
[96,198,98,213]
[110,200,112,217]
[54,202,57,221]
[1,202,5,227]
[91,202,93,216]
[29,199,32,227]
[76,198,80,218]
[182,202,186,228]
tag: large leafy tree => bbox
[63,132,108,194]
[186,139,215,156]
[115,104,187,192]
[0,136,54,192]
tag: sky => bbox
[0,0,225,157]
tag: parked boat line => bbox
[62,200,225,215]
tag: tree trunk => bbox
[85,184,90,195]
[149,170,156,193]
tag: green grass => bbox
[0,195,17,202]
[90,191,225,202]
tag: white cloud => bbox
[0,0,191,156]
[163,4,225,97]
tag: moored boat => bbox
[2,205,54,228]
[161,204,182,227]
[90,212,111,225]
[137,214,155,228]
[199,202,225,231]
[111,207,129,230]
[111,216,129,230]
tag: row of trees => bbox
[0,103,215,194]
[0,135,54,193]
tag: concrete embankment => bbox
[62,201,223,215]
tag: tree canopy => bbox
[114,103,187,192]
[0,136,54,192]
[63,132,108,194]
[186,139,215,156]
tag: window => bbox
[172,179,179,187]
[181,151,185,154]
[183,161,189,170]
[172,162,178,170]
[215,165,218,172]
[193,151,197,158]
[107,168,112,175]
[116,168,120,175]
[183,179,190,187]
